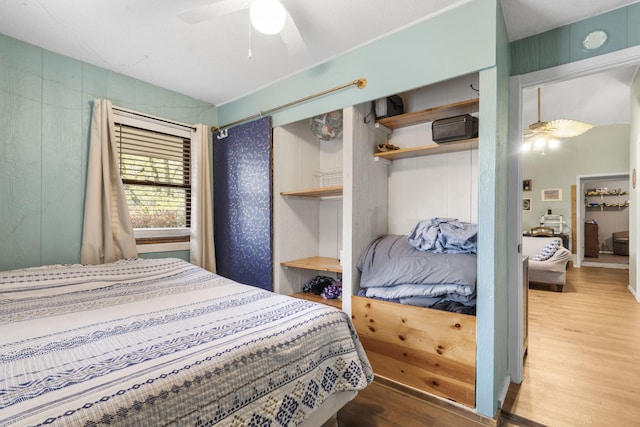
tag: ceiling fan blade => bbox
[179,0,248,24]
[280,11,307,55]
[526,88,594,140]
[544,119,594,138]
[523,130,547,142]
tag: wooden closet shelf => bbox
[376,98,479,130]
[374,138,478,160]
[280,256,342,273]
[289,292,342,309]
[280,186,342,198]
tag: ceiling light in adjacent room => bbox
[522,88,593,154]
[250,0,286,35]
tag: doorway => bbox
[507,45,640,383]
[577,173,630,268]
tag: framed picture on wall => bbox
[541,188,562,201]
[523,198,532,211]
[523,179,532,192]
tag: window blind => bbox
[115,123,191,230]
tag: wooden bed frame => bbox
[351,295,476,407]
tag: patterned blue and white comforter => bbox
[0,258,372,426]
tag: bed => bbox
[351,219,477,407]
[357,234,477,315]
[0,258,372,426]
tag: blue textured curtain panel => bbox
[213,117,273,290]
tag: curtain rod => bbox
[211,77,367,133]
[112,105,197,131]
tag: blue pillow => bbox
[532,240,561,261]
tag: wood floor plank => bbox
[503,266,640,427]
[338,379,495,427]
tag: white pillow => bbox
[532,240,561,261]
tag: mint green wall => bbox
[476,0,511,413]
[0,34,216,271]
[511,3,640,76]
[217,0,497,129]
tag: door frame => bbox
[507,44,640,383]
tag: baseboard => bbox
[497,375,511,408]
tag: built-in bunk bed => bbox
[347,76,480,408]
[351,218,477,407]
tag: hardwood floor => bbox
[338,378,495,427]
[338,266,639,426]
[503,266,639,427]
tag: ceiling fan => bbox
[179,0,307,56]
[523,87,594,149]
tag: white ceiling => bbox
[522,65,638,128]
[0,0,638,109]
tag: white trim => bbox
[113,109,192,138]
[507,75,525,384]
[497,375,512,408]
[518,44,640,88]
[113,107,194,242]
[136,241,190,253]
[112,106,195,133]
[134,228,190,239]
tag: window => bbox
[113,110,193,243]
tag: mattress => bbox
[0,258,372,426]
[357,234,477,314]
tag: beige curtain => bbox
[189,124,216,272]
[80,99,138,264]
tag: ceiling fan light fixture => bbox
[250,0,286,35]
[522,87,594,154]
[533,137,547,151]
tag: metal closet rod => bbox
[210,77,367,133]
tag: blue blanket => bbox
[407,217,477,254]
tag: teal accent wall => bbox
[0,34,216,271]
[217,0,497,129]
[511,3,640,75]
[476,0,511,414]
